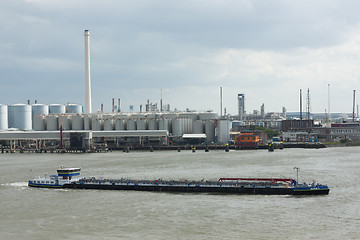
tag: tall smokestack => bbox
[84,30,92,114]
[220,87,223,117]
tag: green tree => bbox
[249,126,280,139]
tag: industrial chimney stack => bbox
[84,30,92,114]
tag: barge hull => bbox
[59,183,329,195]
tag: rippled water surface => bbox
[1,147,359,239]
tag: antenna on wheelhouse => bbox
[294,167,300,184]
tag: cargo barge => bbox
[28,167,330,195]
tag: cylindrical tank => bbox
[8,104,32,130]
[136,119,147,130]
[32,104,49,117]
[32,104,49,130]
[46,115,58,130]
[193,120,205,134]
[127,119,136,130]
[0,104,8,130]
[159,119,170,131]
[185,118,193,133]
[115,119,126,130]
[148,119,158,130]
[71,115,84,130]
[172,118,184,137]
[217,120,231,143]
[58,115,71,130]
[84,115,92,130]
[199,112,219,120]
[91,118,104,131]
[49,104,66,114]
[205,120,216,143]
[104,119,114,130]
[33,115,46,131]
[67,104,83,114]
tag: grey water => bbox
[0,147,359,240]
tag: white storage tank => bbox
[0,104,8,130]
[127,119,136,130]
[84,115,92,130]
[8,104,32,130]
[46,115,58,130]
[104,119,115,130]
[32,104,49,117]
[193,120,205,134]
[205,120,215,143]
[148,119,158,130]
[32,104,49,130]
[172,118,184,137]
[115,119,126,130]
[184,118,193,134]
[199,112,219,120]
[159,119,170,131]
[92,117,104,131]
[67,104,83,114]
[71,115,84,130]
[217,120,231,144]
[49,104,66,114]
[58,115,71,130]
[33,115,46,131]
[137,119,147,130]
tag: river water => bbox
[0,147,359,240]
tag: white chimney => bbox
[84,30,92,114]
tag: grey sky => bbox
[1,0,360,114]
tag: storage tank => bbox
[184,118,193,134]
[92,117,104,131]
[33,115,46,131]
[172,118,184,137]
[32,104,49,117]
[136,119,147,130]
[67,104,83,114]
[0,104,8,130]
[127,119,136,130]
[193,120,205,134]
[58,115,71,130]
[71,115,84,130]
[115,119,126,130]
[84,115,92,130]
[148,119,158,130]
[199,112,219,120]
[159,119,170,131]
[217,120,231,143]
[32,104,49,129]
[8,104,32,130]
[104,119,114,130]
[46,115,58,130]
[49,104,66,114]
[205,120,215,143]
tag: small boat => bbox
[28,167,330,195]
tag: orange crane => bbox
[60,103,70,149]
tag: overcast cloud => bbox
[1,0,360,114]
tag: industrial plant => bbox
[1,30,359,153]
